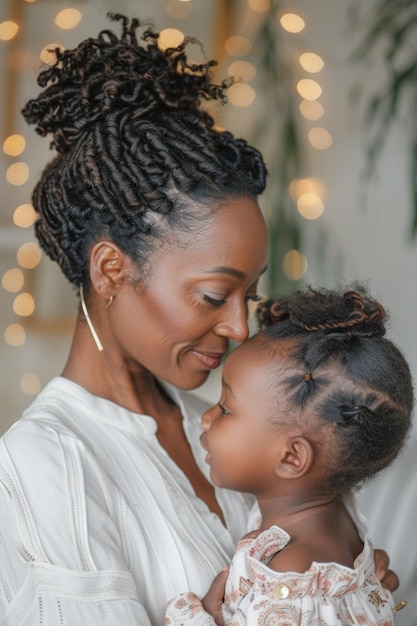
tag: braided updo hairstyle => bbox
[22,13,267,288]
[256,285,414,493]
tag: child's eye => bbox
[203,294,227,306]
[219,402,230,415]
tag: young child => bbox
[165,286,413,626]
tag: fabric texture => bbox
[0,377,256,625]
[165,499,395,626]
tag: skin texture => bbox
[62,195,268,522]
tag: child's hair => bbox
[21,12,267,289]
[256,285,414,493]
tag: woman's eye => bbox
[219,402,230,415]
[244,294,262,303]
[203,294,227,306]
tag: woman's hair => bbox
[22,12,267,288]
[256,285,414,493]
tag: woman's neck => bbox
[62,315,172,416]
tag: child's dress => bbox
[165,502,395,625]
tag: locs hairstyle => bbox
[22,13,267,288]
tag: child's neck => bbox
[258,491,340,532]
[257,491,363,570]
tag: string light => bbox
[283,250,308,280]
[13,204,36,228]
[4,324,26,347]
[13,293,35,317]
[3,135,26,157]
[0,21,18,41]
[6,162,30,186]
[2,268,24,292]
[308,127,333,150]
[224,35,252,57]
[158,28,185,50]
[55,8,82,30]
[17,242,42,269]
[20,372,42,395]
[279,13,305,33]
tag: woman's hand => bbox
[374,549,399,592]
[201,568,229,626]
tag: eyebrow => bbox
[222,378,235,397]
[205,265,268,281]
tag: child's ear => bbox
[274,436,314,479]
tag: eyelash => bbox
[219,402,230,415]
[202,294,262,307]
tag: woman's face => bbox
[111,196,268,390]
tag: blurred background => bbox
[1,0,416,622]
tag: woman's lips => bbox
[191,350,226,369]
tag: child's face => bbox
[200,339,287,496]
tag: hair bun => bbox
[21,12,228,154]
[257,285,387,337]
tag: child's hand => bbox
[374,549,399,591]
[201,567,229,626]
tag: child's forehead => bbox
[227,335,297,369]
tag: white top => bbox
[0,377,256,625]
[166,498,395,626]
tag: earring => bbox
[103,294,114,310]
[79,285,103,352]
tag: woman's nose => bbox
[215,302,249,343]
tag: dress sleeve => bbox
[165,593,217,626]
[0,419,151,625]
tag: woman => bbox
[0,13,395,625]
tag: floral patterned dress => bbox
[165,504,395,626]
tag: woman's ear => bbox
[274,436,314,480]
[89,240,130,297]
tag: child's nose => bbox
[201,406,214,432]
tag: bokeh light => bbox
[40,43,65,65]
[279,13,305,33]
[297,193,325,220]
[4,324,26,347]
[158,28,185,50]
[308,127,333,150]
[283,250,308,280]
[2,268,24,293]
[227,83,256,107]
[228,60,257,82]
[296,79,322,100]
[20,372,42,395]
[299,99,324,121]
[224,36,252,57]
[55,8,82,30]
[0,21,19,41]
[13,293,35,317]
[249,0,271,11]
[3,135,26,157]
[299,52,324,73]
[17,242,42,269]
[13,203,37,228]
[6,162,30,186]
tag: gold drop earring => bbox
[79,285,104,352]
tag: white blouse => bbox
[0,377,256,625]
